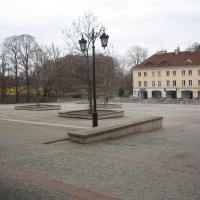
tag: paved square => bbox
[0,102,200,199]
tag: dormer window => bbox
[159,61,169,66]
[145,62,154,66]
[185,59,192,64]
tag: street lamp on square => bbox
[79,28,109,127]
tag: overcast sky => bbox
[0,0,200,57]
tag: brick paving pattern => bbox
[0,102,200,199]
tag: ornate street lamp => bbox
[79,28,109,127]
[100,32,109,48]
[79,34,87,52]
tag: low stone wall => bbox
[59,109,124,119]
[156,99,197,104]
[15,104,61,111]
[68,116,163,144]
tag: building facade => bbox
[133,48,200,99]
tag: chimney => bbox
[175,47,180,55]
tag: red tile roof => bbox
[136,50,200,68]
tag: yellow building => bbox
[133,48,200,99]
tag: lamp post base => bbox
[92,112,98,127]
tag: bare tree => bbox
[112,55,133,96]
[17,34,40,102]
[62,12,113,113]
[4,36,21,103]
[2,35,64,104]
[63,12,102,54]
[39,43,63,101]
[113,56,127,77]
[126,45,148,68]
[31,45,44,106]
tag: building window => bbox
[138,81,141,87]
[189,80,192,86]
[173,71,176,76]
[182,70,185,76]
[144,72,147,76]
[152,71,155,77]
[166,80,170,86]
[188,70,192,75]
[158,71,161,76]
[138,72,141,77]
[198,70,200,75]
[173,80,176,86]
[144,81,147,87]
[198,80,200,86]
[158,81,161,86]
[152,81,155,87]
[166,71,170,76]
[182,80,185,86]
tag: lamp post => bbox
[79,28,109,127]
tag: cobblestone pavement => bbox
[0,102,200,199]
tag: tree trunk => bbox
[41,88,48,102]
[1,75,4,103]
[89,93,93,114]
[1,86,4,103]
[36,89,39,107]
[15,78,19,103]
[27,82,30,102]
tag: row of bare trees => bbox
[0,34,116,108]
[0,35,63,104]
[0,12,149,108]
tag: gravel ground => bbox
[0,102,200,199]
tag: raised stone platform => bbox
[59,109,124,119]
[15,104,61,111]
[68,116,163,144]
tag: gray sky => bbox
[0,0,200,57]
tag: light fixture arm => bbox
[81,27,105,44]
